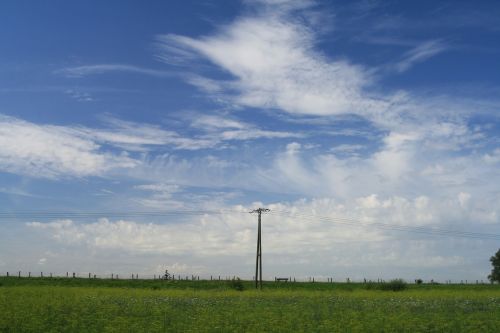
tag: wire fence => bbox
[0,271,490,285]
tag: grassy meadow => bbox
[1,277,499,332]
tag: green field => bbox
[1,277,499,332]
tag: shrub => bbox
[365,279,407,291]
[364,282,378,290]
[415,279,423,285]
[380,279,407,291]
[229,277,244,291]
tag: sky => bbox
[1,0,500,282]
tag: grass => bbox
[1,277,499,332]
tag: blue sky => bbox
[1,0,500,281]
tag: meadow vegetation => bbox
[1,277,499,332]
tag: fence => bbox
[0,271,488,284]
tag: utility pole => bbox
[250,208,269,289]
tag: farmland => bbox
[1,277,499,332]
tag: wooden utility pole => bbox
[250,208,269,289]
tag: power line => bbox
[1,207,498,240]
[269,210,500,241]
[270,210,500,240]
[0,209,239,218]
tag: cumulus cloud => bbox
[26,195,497,279]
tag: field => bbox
[1,277,499,332]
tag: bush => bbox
[364,282,379,290]
[365,279,407,291]
[229,277,244,291]
[415,279,423,285]
[380,279,407,291]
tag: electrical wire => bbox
[1,207,499,241]
[268,210,500,240]
[0,209,243,221]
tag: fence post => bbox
[41,272,43,278]
[73,272,75,278]
[29,272,31,278]
[66,272,68,278]
[6,272,8,277]
[18,271,21,278]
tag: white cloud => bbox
[133,183,184,209]
[219,128,301,140]
[257,127,500,202]
[25,195,497,280]
[65,89,94,102]
[158,9,389,118]
[55,64,174,78]
[0,115,138,179]
[20,198,392,256]
[189,114,303,141]
[155,1,497,152]
[330,144,364,154]
[3,0,498,281]
[0,113,303,179]
[191,115,247,130]
[483,148,500,164]
[395,39,448,73]
[458,192,471,208]
[90,116,216,151]
[134,183,180,193]
[286,142,301,154]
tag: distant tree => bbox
[488,249,500,283]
